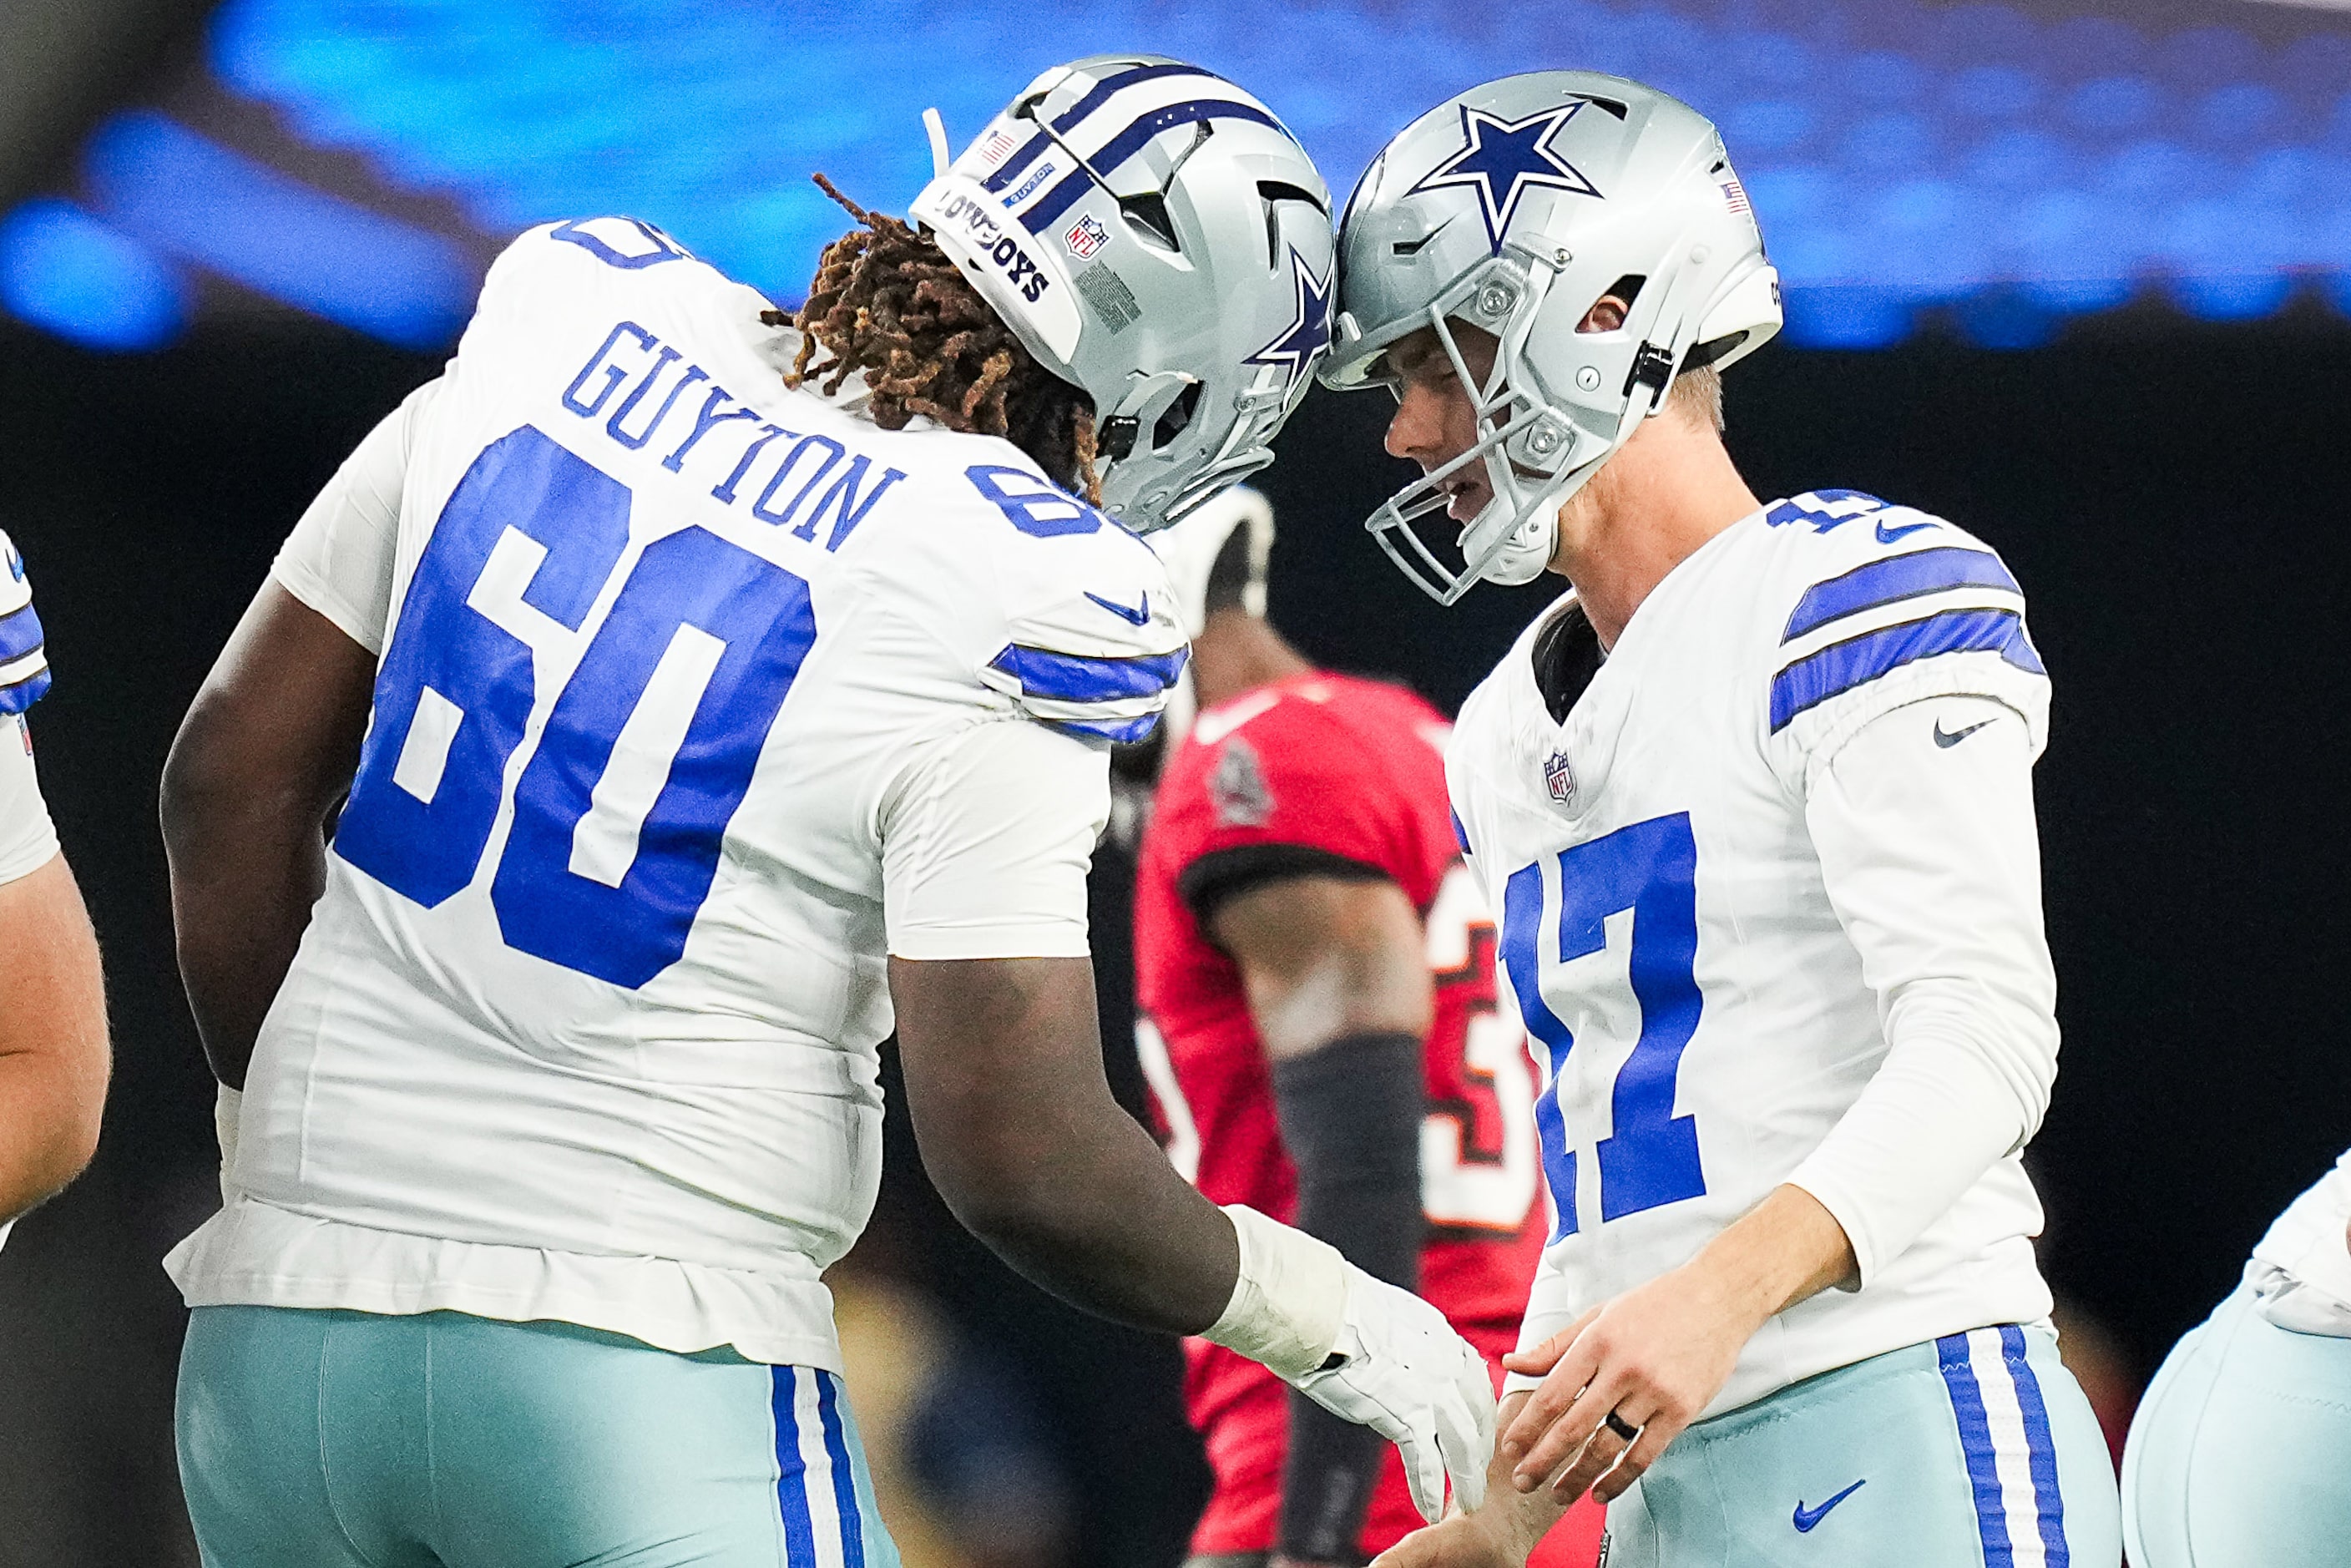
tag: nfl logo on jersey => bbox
[1543,748,1575,805]
[1064,214,1109,260]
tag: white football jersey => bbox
[0,529,58,889]
[2248,1146,2351,1335]
[1449,490,2060,1418]
[165,220,1186,1370]
[0,528,58,1257]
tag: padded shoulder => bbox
[467,218,772,356]
[1757,491,2047,773]
[0,532,51,715]
[934,461,1186,744]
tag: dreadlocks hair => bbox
[768,175,1101,503]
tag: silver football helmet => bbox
[1322,72,1782,603]
[911,56,1335,532]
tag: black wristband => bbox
[1270,1030,1425,1564]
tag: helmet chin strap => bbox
[1464,329,1681,592]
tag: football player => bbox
[1318,73,2122,1566]
[0,533,108,1246]
[159,58,1492,1568]
[2122,1145,2351,1565]
[1134,491,1602,1568]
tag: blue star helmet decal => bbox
[1406,100,1603,254]
[1244,247,1332,397]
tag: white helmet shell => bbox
[1322,72,1782,603]
[912,57,1335,533]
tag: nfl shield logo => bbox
[1064,213,1109,260]
[1543,749,1575,805]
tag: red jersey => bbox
[1134,671,1599,1565]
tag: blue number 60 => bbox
[337,425,817,987]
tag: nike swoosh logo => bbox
[1875,518,1936,543]
[1934,719,1995,748]
[1084,589,1150,626]
[1792,1479,1865,1532]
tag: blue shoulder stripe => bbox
[1045,711,1161,745]
[991,642,1187,705]
[0,667,51,716]
[0,602,43,665]
[1771,608,2041,732]
[1783,547,2020,644]
[1450,807,1471,855]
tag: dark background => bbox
[0,297,2344,1563]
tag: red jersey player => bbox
[1131,493,1602,1568]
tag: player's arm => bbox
[0,736,109,1226]
[885,720,1490,1523]
[1208,868,1433,1568]
[161,387,417,1090]
[162,587,373,1088]
[1498,691,2049,1510]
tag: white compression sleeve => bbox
[1787,694,2060,1287]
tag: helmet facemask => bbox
[1365,250,1641,606]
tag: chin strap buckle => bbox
[1624,341,1677,408]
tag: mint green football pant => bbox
[2123,1278,2351,1568]
[1599,1325,2121,1568]
[177,1305,901,1568]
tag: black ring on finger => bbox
[1603,1410,1640,1442]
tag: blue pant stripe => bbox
[1938,1332,2015,1567]
[2000,1324,2070,1568]
[771,1367,821,1564]
[816,1371,867,1568]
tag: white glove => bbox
[1201,1205,1495,1522]
[215,1084,243,1208]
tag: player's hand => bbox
[1498,1260,1762,1506]
[1287,1263,1496,1524]
[1368,1511,1518,1568]
[1368,1390,1565,1567]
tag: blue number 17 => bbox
[1499,812,1706,1241]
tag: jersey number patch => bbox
[336,425,817,988]
[1500,812,1706,1242]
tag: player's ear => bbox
[1578,296,1630,333]
[1578,276,1644,335]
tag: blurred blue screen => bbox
[13,0,2351,352]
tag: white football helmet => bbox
[1321,72,1782,603]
